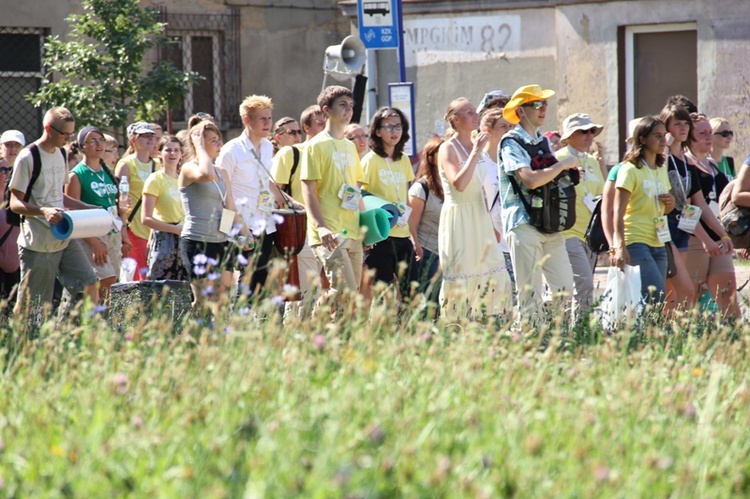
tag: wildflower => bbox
[202,285,214,296]
[365,423,385,445]
[192,253,208,265]
[238,307,250,316]
[421,332,431,342]
[193,265,206,276]
[272,213,285,225]
[88,304,108,317]
[250,216,267,236]
[206,257,219,267]
[124,332,133,341]
[139,267,148,276]
[0,437,4,452]
[235,196,249,207]
[282,284,299,298]
[593,465,610,482]
[229,225,241,237]
[313,333,326,350]
[131,415,143,428]
[237,254,248,266]
[207,272,221,281]
[270,295,285,307]
[111,372,128,395]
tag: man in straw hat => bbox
[556,113,607,313]
[497,84,578,319]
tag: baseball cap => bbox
[0,130,26,146]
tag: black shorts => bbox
[180,238,237,281]
[363,236,415,285]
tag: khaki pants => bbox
[312,238,363,293]
[506,223,574,317]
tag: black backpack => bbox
[502,136,579,234]
[3,144,67,227]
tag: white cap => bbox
[0,130,25,146]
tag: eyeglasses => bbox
[0,167,11,174]
[379,124,403,132]
[85,139,107,146]
[714,130,734,138]
[522,101,547,110]
[49,124,73,137]
[280,129,303,136]
[348,134,368,141]
[104,149,116,154]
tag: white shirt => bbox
[216,133,277,234]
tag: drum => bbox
[273,209,307,301]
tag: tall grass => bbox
[1,287,749,497]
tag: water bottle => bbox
[119,176,131,211]
[321,229,348,260]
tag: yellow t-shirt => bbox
[616,161,670,247]
[361,151,415,238]
[117,154,156,240]
[271,144,304,203]
[557,148,605,242]
[142,170,184,225]
[300,132,364,246]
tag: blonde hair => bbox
[444,98,469,131]
[239,95,273,118]
[710,117,729,133]
[185,121,222,162]
[43,106,74,126]
[480,107,505,130]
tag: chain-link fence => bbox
[0,27,47,141]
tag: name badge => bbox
[258,189,274,213]
[338,183,361,211]
[396,202,411,227]
[219,208,236,235]
[677,204,702,234]
[655,215,672,243]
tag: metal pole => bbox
[365,49,378,123]
[395,0,406,83]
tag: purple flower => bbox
[270,295,285,306]
[313,333,326,350]
[202,285,214,296]
[207,272,221,281]
[193,253,208,265]
[250,217,267,236]
[121,257,137,272]
[193,265,206,276]
[206,257,219,267]
[272,213,285,225]
[238,307,250,316]
[139,267,148,276]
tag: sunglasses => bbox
[522,101,547,110]
[577,129,596,135]
[348,134,368,141]
[0,167,11,174]
[196,112,215,120]
[714,130,734,138]
[280,129,303,136]
[689,112,707,121]
[379,124,403,132]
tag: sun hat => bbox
[126,121,154,138]
[0,130,25,146]
[560,113,603,145]
[77,125,103,146]
[477,90,509,115]
[502,84,555,125]
[625,117,645,144]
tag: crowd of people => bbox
[1,82,748,325]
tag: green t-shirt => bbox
[71,162,118,210]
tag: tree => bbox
[27,0,198,140]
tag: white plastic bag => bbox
[119,257,137,283]
[601,264,642,328]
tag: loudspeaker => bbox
[325,35,366,73]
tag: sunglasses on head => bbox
[522,101,547,110]
[714,130,734,138]
[689,112,707,121]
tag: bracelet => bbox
[722,236,731,241]
[608,246,619,255]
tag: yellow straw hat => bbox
[502,84,555,125]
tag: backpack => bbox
[502,135,579,234]
[3,144,67,227]
[281,146,300,197]
[719,178,750,248]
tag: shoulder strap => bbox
[417,178,429,202]
[26,144,43,203]
[728,156,735,177]
[0,225,14,247]
[283,146,300,196]
[127,159,155,224]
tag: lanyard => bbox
[643,161,662,214]
[251,141,295,210]
[669,153,689,197]
[210,166,227,208]
[698,158,718,201]
[250,146,271,193]
[384,156,404,203]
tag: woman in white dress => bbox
[437,98,512,319]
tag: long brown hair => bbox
[415,136,445,201]
[622,116,665,169]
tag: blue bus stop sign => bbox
[358,0,399,49]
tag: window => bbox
[0,28,47,138]
[157,8,241,131]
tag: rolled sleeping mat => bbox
[361,192,399,228]
[359,208,391,246]
[50,208,116,240]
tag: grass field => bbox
[1,292,749,497]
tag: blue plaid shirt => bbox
[498,125,548,232]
